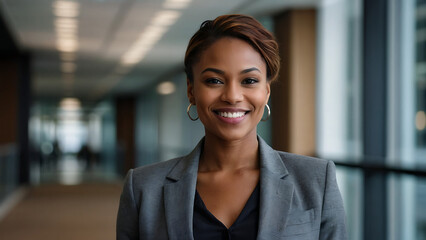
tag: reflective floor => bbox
[32,154,119,185]
[0,183,121,240]
[0,156,122,240]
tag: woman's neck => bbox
[199,132,260,172]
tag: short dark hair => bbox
[184,14,280,83]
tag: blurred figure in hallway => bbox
[77,143,97,170]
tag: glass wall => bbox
[415,0,426,155]
[135,72,205,166]
[0,144,18,204]
[414,1,426,236]
[317,0,426,239]
[388,0,426,239]
[28,99,118,185]
[415,0,426,163]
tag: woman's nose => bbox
[220,82,243,104]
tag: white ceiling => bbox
[0,0,318,102]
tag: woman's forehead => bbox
[194,37,266,73]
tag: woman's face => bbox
[187,37,270,142]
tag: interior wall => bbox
[272,9,317,156]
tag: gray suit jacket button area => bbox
[116,136,348,240]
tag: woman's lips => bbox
[213,109,250,124]
[217,111,246,118]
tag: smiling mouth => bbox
[214,111,249,118]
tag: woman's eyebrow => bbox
[201,68,224,75]
[241,67,261,74]
[201,67,260,75]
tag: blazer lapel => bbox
[257,137,294,240]
[163,137,293,239]
[163,140,203,240]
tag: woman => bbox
[117,14,347,240]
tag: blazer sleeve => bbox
[116,169,139,240]
[319,161,348,240]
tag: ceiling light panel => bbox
[60,97,81,111]
[52,0,80,85]
[102,1,158,60]
[53,8,79,53]
[117,8,183,69]
[157,81,176,95]
[55,18,78,29]
[53,0,80,17]
[151,10,181,27]
[163,0,192,9]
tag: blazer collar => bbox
[163,139,203,240]
[165,138,203,181]
[258,136,289,177]
[165,136,289,180]
[257,136,294,239]
[163,137,294,240]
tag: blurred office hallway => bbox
[0,182,121,240]
[1,0,426,239]
[0,151,121,240]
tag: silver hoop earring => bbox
[261,104,271,122]
[187,103,199,121]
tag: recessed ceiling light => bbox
[163,0,192,9]
[53,1,80,10]
[416,111,426,131]
[56,30,78,39]
[54,7,79,18]
[55,26,77,35]
[57,39,78,52]
[138,25,166,44]
[120,54,143,66]
[60,97,81,111]
[157,81,176,95]
[55,18,78,29]
[151,10,181,27]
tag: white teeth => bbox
[218,112,245,118]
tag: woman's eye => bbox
[242,78,258,84]
[205,78,223,84]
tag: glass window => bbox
[415,1,426,161]
[388,0,426,239]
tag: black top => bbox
[193,184,260,240]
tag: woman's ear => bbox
[187,79,195,104]
[265,81,271,104]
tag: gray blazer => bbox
[116,137,347,240]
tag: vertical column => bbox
[363,0,388,239]
[0,55,31,184]
[272,9,317,156]
[18,54,31,184]
[116,97,135,176]
[0,57,19,145]
[0,12,31,184]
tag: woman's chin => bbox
[205,128,257,143]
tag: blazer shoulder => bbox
[274,151,341,210]
[278,151,329,165]
[130,157,182,186]
[276,151,334,179]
